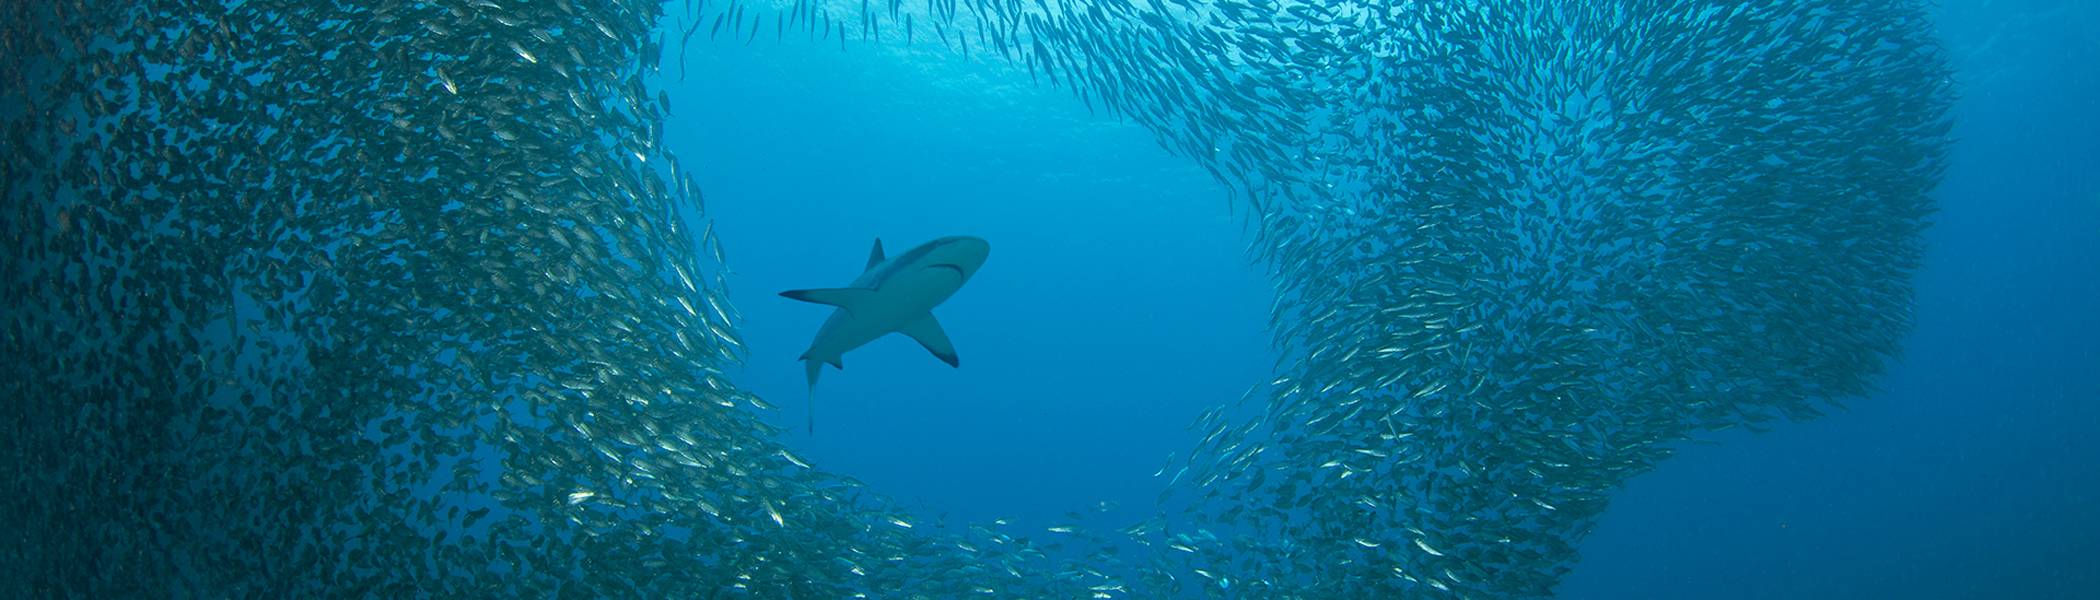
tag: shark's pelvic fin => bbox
[865,238,886,271]
[779,288,876,313]
[897,313,959,367]
[798,351,843,371]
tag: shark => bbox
[780,235,990,432]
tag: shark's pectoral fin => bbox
[897,314,960,367]
[780,287,876,313]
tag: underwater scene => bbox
[3,0,2094,597]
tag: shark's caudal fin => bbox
[804,359,821,434]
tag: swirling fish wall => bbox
[0,0,1948,597]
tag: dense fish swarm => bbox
[2,0,1948,598]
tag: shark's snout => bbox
[927,236,990,279]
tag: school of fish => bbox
[0,0,1951,597]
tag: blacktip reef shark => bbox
[780,236,990,433]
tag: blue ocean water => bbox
[672,0,2098,596]
[4,0,2093,596]
[677,36,1269,532]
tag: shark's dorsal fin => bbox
[865,238,886,272]
[780,288,876,313]
[897,313,959,367]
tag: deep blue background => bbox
[666,0,2099,596]
[672,40,1270,531]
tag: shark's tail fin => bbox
[804,359,821,434]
